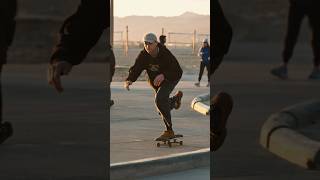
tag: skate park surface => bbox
[0,43,320,179]
[110,80,210,164]
[118,43,320,179]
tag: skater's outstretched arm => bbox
[48,0,110,93]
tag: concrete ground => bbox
[142,166,210,180]
[211,46,320,179]
[0,64,108,179]
[110,80,210,163]
[142,43,320,179]
[0,63,210,179]
[1,42,320,180]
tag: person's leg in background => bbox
[0,49,4,125]
[307,4,320,79]
[195,61,205,87]
[0,0,16,144]
[0,49,13,144]
[206,63,210,87]
[271,2,305,79]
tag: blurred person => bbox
[271,0,320,79]
[159,35,166,47]
[195,38,210,87]
[124,33,183,140]
[47,0,116,107]
[0,0,16,144]
[211,0,233,152]
[211,0,234,177]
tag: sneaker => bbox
[270,66,288,79]
[308,69,320,80]
[211,92,233,151]
[0,122,13,144]
[211,128,227,152]
[194,82,200,87]
[155,130,175,141]
[173,91,183,109]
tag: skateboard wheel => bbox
[180,141,183,145]
[157,143,160,147]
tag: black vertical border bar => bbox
[106,0,112,179]
[210,0,213,179]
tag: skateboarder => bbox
[271,0,320,79]
[195,38,210,87]
[124,33,183,140]
[47,0,116,102]
[211,0,233,152]
[0,0,16,144]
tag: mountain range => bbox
[114,12,210,42]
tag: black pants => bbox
[152,79,179,131]
[283,1,320,67]
[198,62,210,82]
[0,48,5,125]
[0,65,2,124]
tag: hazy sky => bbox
[114,0,210,17]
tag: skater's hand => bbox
[47,60,73,93]
[124,80,132,91]
[153,74,164,87]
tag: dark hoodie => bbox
[126,44,183,87]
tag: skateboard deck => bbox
[155,134,183,148]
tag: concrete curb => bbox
[110,148,210,180]
[191,93,210,116]
[260,100,320,169]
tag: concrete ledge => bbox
[191,93,210,116]
[268,128,320,169]
[260,100,320,169]
[110,148,210,180]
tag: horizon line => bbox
[114,11,210,18]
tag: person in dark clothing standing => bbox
[47,0,115,94]
[271,0,320,79]
[124,33,183,140]
[195,38,210,87]
[211,0,233,152]
[159,35,166,47]
[0,0,16,144]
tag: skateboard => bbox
[155,134,183,148]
